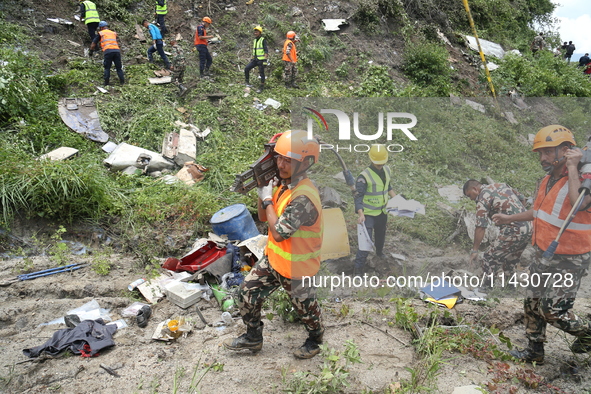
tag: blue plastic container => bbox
[210,203,260,242]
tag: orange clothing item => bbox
[194,24,208,46]
[99,29,119,51]
[282,39,297,62]
[532,175,591,255]
[266,179,322,279]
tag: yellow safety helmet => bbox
[274,130,319,164]
[254,26,263,33]
[369,144,388,165]
[532,125,576,151]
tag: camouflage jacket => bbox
[274,175,319,240]
[476,183,531,235]
[170,44,186,68]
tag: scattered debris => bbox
[420,280,462,309]
[58,97,109,143]
[320,208,350,260]
[465,99,485,113]
[148,76,172,84]
[96,86,109,94]
[152,316,191,341]
[509,89,529,110]
[175,161,208,185]
[322,19,348,32]
[503,111,518,125]
[47,18,73,25]
[38,147,79,161]
[387,195,425,218]
[134,24,146,42]
[104,143,175,172]
[100,364,121,378]
[437,185,463,203]
[154,69,171,77]
[0,263,87,287]
[68,40,81,47]
[102,141,118,153]
[358,223,374,252]
[174,128,197,166]
[465,35,505,59]
[263,98,281,109]
[481,62,498,71]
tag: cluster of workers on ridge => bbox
[530,32,591,75]
[79,0,302,93]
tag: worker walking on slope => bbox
[354,144,397,276]
[90,21,124,86]
[224,130,325,359]
[154,0,168,36]
[493,125,591,364]
[169,40,188,96]
[463,180,531,286]
[244,26,268,93]
[79,0,100,42]
[143,19,171,70]
[194,17,214,78]
[282,31,299,88]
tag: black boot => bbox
[293,327,324,359]
[285,81,292,88]
[571,335,591,353]
[509,341,544,364]
[223,321,264,353]
[256,84,264,93]
[291,81,300,88]
[104,79,110,86]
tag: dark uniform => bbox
[170,43,186,95]
[475,183,531,278]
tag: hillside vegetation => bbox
[1,0,590,254]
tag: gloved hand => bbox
[257,179,274,202]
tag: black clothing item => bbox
[579,55,590,67]
[23,319,117,358]
[245,59,266,84]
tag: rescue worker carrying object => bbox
[493,125,591,364]
[223,130,325,359]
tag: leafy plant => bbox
[402,41,452,96]
[49,226,69,266]
[91,248,114,276]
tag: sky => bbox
[552,0,591,57]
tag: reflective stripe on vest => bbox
[265,179,323,279]
[99,30,119,51]
[282,39,297,62]
[82,1,100,24]
[156,0,167,15]
[194,25,208,46]
[253,37,266,60]
[532,175,591,254]
[361,166,390,215]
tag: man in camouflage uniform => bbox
[169,40,187,96]
[224,130,324,359]
[493,125,591,364]
[463,180,531,283]
[530,32,545,55]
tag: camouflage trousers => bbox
[283,61,298,84]
[236,255,322,332]
[171,65,185,85]
[524,246,591,342]
[482,229,530,277]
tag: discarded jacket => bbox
[23,319,117,358]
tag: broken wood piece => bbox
[148,76,172,85]
[99,364,120,377]
[360,321,409,346]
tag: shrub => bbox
[402,41,452,95]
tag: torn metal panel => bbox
[322,19,348,32]
[162,132,180,160]
[175,129,197,166]
[465,36,505,59]
[58,97,109,143]
[103,143,175,172]
[38,147,79,161]
[148,76,172,84]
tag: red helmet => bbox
[202,17,212,24]
[274,130,319,164]
[286,31,296,39]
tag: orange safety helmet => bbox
[286,31,296,39]
[532,125,576,151]
[274,130,319,164]
[202,16,212,24]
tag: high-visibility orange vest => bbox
[194,24,208,46]
[532,175,591,255]
[282,39,297,62]
[99,29,119,51]
[265,178,323,279]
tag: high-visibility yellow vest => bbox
[99,29,119,51]
[265,178,323,279]
[361,166,391,215]
[533,175,591,255]
[82,1,100,24]
[253,37,266,60]
[156,0,167,15]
